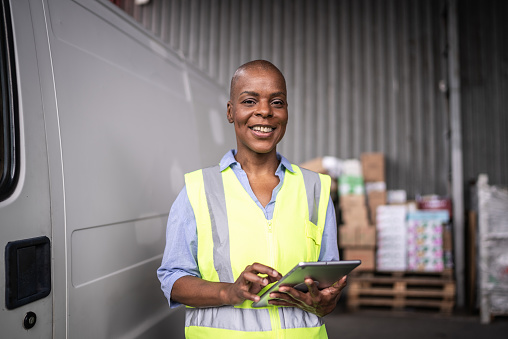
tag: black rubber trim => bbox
[0,0,20,201]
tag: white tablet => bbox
[251,260,361,308]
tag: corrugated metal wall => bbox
[459,0,508,188]
[108,0,451,199]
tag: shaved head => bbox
[230,60,287,101]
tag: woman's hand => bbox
[221,262,282,305]
[267,276,348,317]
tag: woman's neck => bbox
[234,149,279,176]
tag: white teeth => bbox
[252,126,273,133]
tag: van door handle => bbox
[5,236,51,309]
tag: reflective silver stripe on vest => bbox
[202,166,235,283]
[300,168,322,225]
[186,307,272,332]
[278,307,324,329]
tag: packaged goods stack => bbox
[349,203,456,314]
[407,211,449,272]
[345,153,457,314]
[338,160,376,271]
[417,195,454,273]
[376,205,408,271]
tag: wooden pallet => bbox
[349,268,454,279]
[347,271,456,314]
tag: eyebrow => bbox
[239,91,260,97]
[239,91,286,98]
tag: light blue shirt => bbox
[157,150,339,308]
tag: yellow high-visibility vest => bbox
[184,164,331,339]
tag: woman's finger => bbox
[305,278,320,297]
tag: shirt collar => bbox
[219,149,295,174]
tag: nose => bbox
[255,100,272,118]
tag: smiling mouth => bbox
[250,126,274,133]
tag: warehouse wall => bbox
[108,0,452,199]
[459,0,508,188]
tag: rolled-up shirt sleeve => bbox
[157,186,200,308]
[318,197,340,262]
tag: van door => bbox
[0,0,53,337]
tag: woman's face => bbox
[227,68,288,157]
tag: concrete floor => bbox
[324,307,508,339]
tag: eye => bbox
[242,98,256,105]
[272,99,285,107]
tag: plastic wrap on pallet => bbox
[479,181,508,291]
[482,238,508,290]
[478,174,508,323]
[482,186,508,235]
[490,293,508,314]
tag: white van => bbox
[0,0,233,337]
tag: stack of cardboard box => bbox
[339,194,376,271]
[339,158,378,271]
[362,153,387,225]
[339,153,386,271]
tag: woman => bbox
[158,60,347,338]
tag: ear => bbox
[227,101,234,123]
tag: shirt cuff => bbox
[164,270,197,309]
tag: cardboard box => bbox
[340,194,369,226]
[361,153,385,182]
[342,203,368,216]
[367,190,387,224]
[368,190,387,206]
[339,226,357,247]
[342,207,370,226]
[358,226,376,246]
[343,247,375,271]
[300,157,326,174]
[340,194,365,209]
[339,225,376,247]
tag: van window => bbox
[0,0,19,201]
